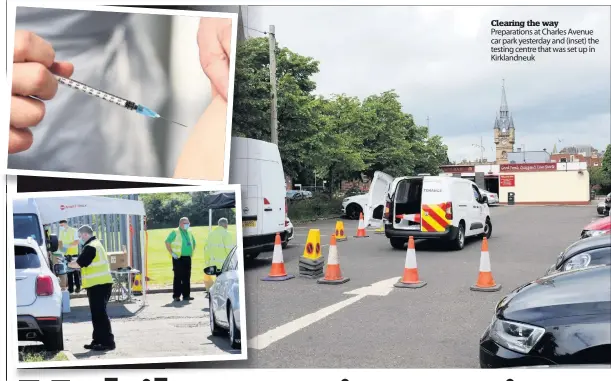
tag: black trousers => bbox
[172,256,192,299]
[67,270,81,293]
[86,283,115,347]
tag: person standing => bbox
[203,218,235,294]
[58,220,81,293]
[165,217,196,303]
[67,225,115,351]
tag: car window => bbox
[220,250,234,273]
[471,185,481,201]
[13,214,43,246]
[14,246,41,269]
[229,249,239,271]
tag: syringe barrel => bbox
[55,76,136,110]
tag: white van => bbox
[365,172,492,250]
[13,199,58,264]
[229,137,287,260]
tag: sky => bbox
[245,6,610,162]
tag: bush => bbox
[288,195,343,222]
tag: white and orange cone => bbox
[318,235,349,284]
[394,236,427,288]
[470,237,501,292]
[354,212,369,238]
[262,233,295,281]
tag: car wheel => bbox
[482,218,492,239]
[228,304,241,350]
[346,204,362,220]
[209,298,223,336]
[450,222,466,251]
[42,320,64,351]
[390,238,406,250]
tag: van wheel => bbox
[482,218,492,239]
[450,223,465,251]
[390,238,406,250]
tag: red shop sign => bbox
[441,165,474,173]
[499,175,515,187]
[500,163,557,172]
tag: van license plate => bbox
[243,220,257,228]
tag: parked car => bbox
[205,246,242,349]
[544,234,611,276]
[597,200,608,216]
[286,190,304,201]
[366,172,492,250]
[342,193,367,220]
[15,238,65,351]
[581,216,611,239]
[284,217,295,249]
[605,192,611,214]
[479,265,611,368]
[480,189,499,206]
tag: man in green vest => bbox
[59,220,81,294]
[67,225,115,351]
[165,217,197,303]
[203,217,235,295]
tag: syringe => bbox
[55,75,187,127]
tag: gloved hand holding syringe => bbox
[54,75,187,127]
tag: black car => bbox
[606,192,611,214]
[544,235,611,276]
[479,265,611,368]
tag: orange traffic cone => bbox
[394,236,427,288]
[470,237,501,292]
[262,233,295,281]
[335,221,348,241]
[318,235,349,284]
[353,212,369,238]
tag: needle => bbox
[158,115,189,128]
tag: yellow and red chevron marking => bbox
[421,203,450,232]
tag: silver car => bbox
[480,189,499,206]
[205,246,242,350]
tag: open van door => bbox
[364,171,394,228]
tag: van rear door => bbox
[365,171,395,228]
[420,178,452,233]
[260,158,286,236]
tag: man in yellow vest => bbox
[59,220,81,294]
[67,225,115,351]
[203,218,235,295]
[165,217,197,303]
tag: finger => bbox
[13,30,55,67]
[50,61,74,78]
[198,21,230,101]
[8,126,34,154]
[12,62,58,100]
[10,96,46,129]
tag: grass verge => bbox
[20,350,69,362]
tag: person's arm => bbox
[70,245,96,269]
[71,229,79,247]
[165,231,177,257]
[173,96,227,181]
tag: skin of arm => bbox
[173,96,227,180]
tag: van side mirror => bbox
[204,266,221,276]
[48,234,59,253]
[480,195,488,204]
[53,263,67,276]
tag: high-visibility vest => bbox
[59,227,78,255]
[170,228,196,258]
[204,227,234,268]
[80,239,113,289]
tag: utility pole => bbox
[268,25,278,145]
[472,136,485,163]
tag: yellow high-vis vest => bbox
[81,239,113,289]
[204,227,234,269]
[170,228,196,258]
[59,227,78,255]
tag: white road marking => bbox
[248,277,399,350]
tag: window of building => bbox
[560,158,567,163]
[570,155,575,162]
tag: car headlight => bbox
[489,317,545,354]
[583,230,607,238]
[563,253,591,271]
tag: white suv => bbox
[15,238,65,351]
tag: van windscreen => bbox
[13,214,43,246]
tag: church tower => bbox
[493,80,515,164]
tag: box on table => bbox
[108,249,128,270]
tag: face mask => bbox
[61,225,67,230]
[183,224,190,230]
[79,237,86,245]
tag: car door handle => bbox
[458,204,467,207]
[264,207,273,212]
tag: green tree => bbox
[602,144,611,175]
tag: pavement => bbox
[168,204,602,369]
[18,291,241,363]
